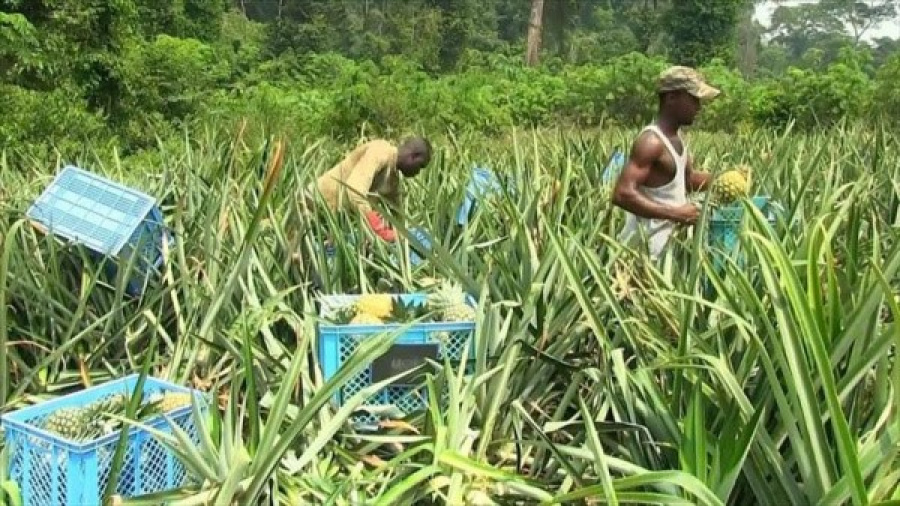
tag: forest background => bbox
[1,0,898,163]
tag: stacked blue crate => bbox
[26,166,173,296]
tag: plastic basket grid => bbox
[26,166,173,294]
[705,196,781,284]
[1,375,207,506]
[318,294,476,425]
[708,196,777,253]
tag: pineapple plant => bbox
[426,281,476,323]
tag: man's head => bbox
[396,136,432,177]
[656,66,720,126]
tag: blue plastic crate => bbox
[0,375,207,506]
[601,148,626,185]
[26,166,174,296]
[317,293,476,425]
[704,196,783,286]
[456,166,508,226]
[708,196,777,253]
[396,226,432,267]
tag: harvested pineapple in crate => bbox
[707,164,780,266]
[0,375,207,506]
[317,282,478,426]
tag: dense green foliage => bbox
[0,0,898,162]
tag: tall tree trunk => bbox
[525,0,544,66]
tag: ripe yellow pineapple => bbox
[350,312,385,325]
[158,392,193,412]
[711,166,751,204]
[354,294,393,319]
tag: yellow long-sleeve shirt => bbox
[313,139,401,213]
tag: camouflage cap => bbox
[657,66,720,100]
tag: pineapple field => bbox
[0,121,899,506]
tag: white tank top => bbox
[618,124,688,260]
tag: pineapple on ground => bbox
[711,165,752,205]
[427,281,477,322]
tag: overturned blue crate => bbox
[26,166,173,296]
[317,293,476,425]
[0,375,207,506]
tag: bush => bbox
[0,84,107,152]
[874,52,900,121]
[751,49,873,129]
[0,41,894,154]
[696,59,753,131]
[120,35,231,122]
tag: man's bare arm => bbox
[611,134,697,224]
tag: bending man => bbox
[313,136,432,241]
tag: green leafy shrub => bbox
[752,49,873,129]
[0,84,107,153]
[873,52,900,120]
[696,58,753,132]
[120,35,231,121]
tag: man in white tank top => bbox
[612,66,721,261]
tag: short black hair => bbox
[401,136,432,158]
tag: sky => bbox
[753,0,900,40]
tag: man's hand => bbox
[685,155,712,192]
[365,210,397,242]
[671,203,701,225]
